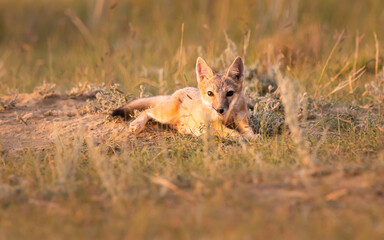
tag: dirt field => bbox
[0,82,383,239]
[1,87,384,211]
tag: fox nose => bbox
[217,109,224,114]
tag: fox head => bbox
[196,56,244,116]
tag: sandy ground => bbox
[0,91,175,154]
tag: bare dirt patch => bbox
[0,87,177,154]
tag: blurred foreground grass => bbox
[1,0,384,239]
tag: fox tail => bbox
[111,96,166,119]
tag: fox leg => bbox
[213,121,242,138]
[235,115,260,140]
[129,110,152,134]
[128,95,180,134]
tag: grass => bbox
[1,0,384,239]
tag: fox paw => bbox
[129,121,146,134]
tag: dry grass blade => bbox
[275,67,316,167]
[316,29,345,96]
[178,23,185,73]
[65,9,95,46]
[91,0,105,28]
[86,137,122,204]
[325,189,348,201]
[150,176,195,202]
[219,31,238,68]
[53,132,81,187]
[325,60,350,86]
[374,32,380,83]
[350,30,360,92]
[328,67,366,97]
[243,29,251,62]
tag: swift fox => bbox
[112,56,256,139]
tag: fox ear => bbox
[196,57,213,83]
[226,57,244,81]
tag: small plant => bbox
[248,91,285,136]
[0,95,17,112]
[86,84,132,114]
[364,71,384,104]
[33,82,57,97]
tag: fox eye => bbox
[207,91,214,97]
[226,91,234,97]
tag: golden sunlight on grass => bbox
[0,0,384,239]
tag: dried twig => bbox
[328,67,365,97]
[65,9,95,46]
[374,32,380,83]
[316,30,345,97]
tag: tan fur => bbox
[112,57,256,140]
